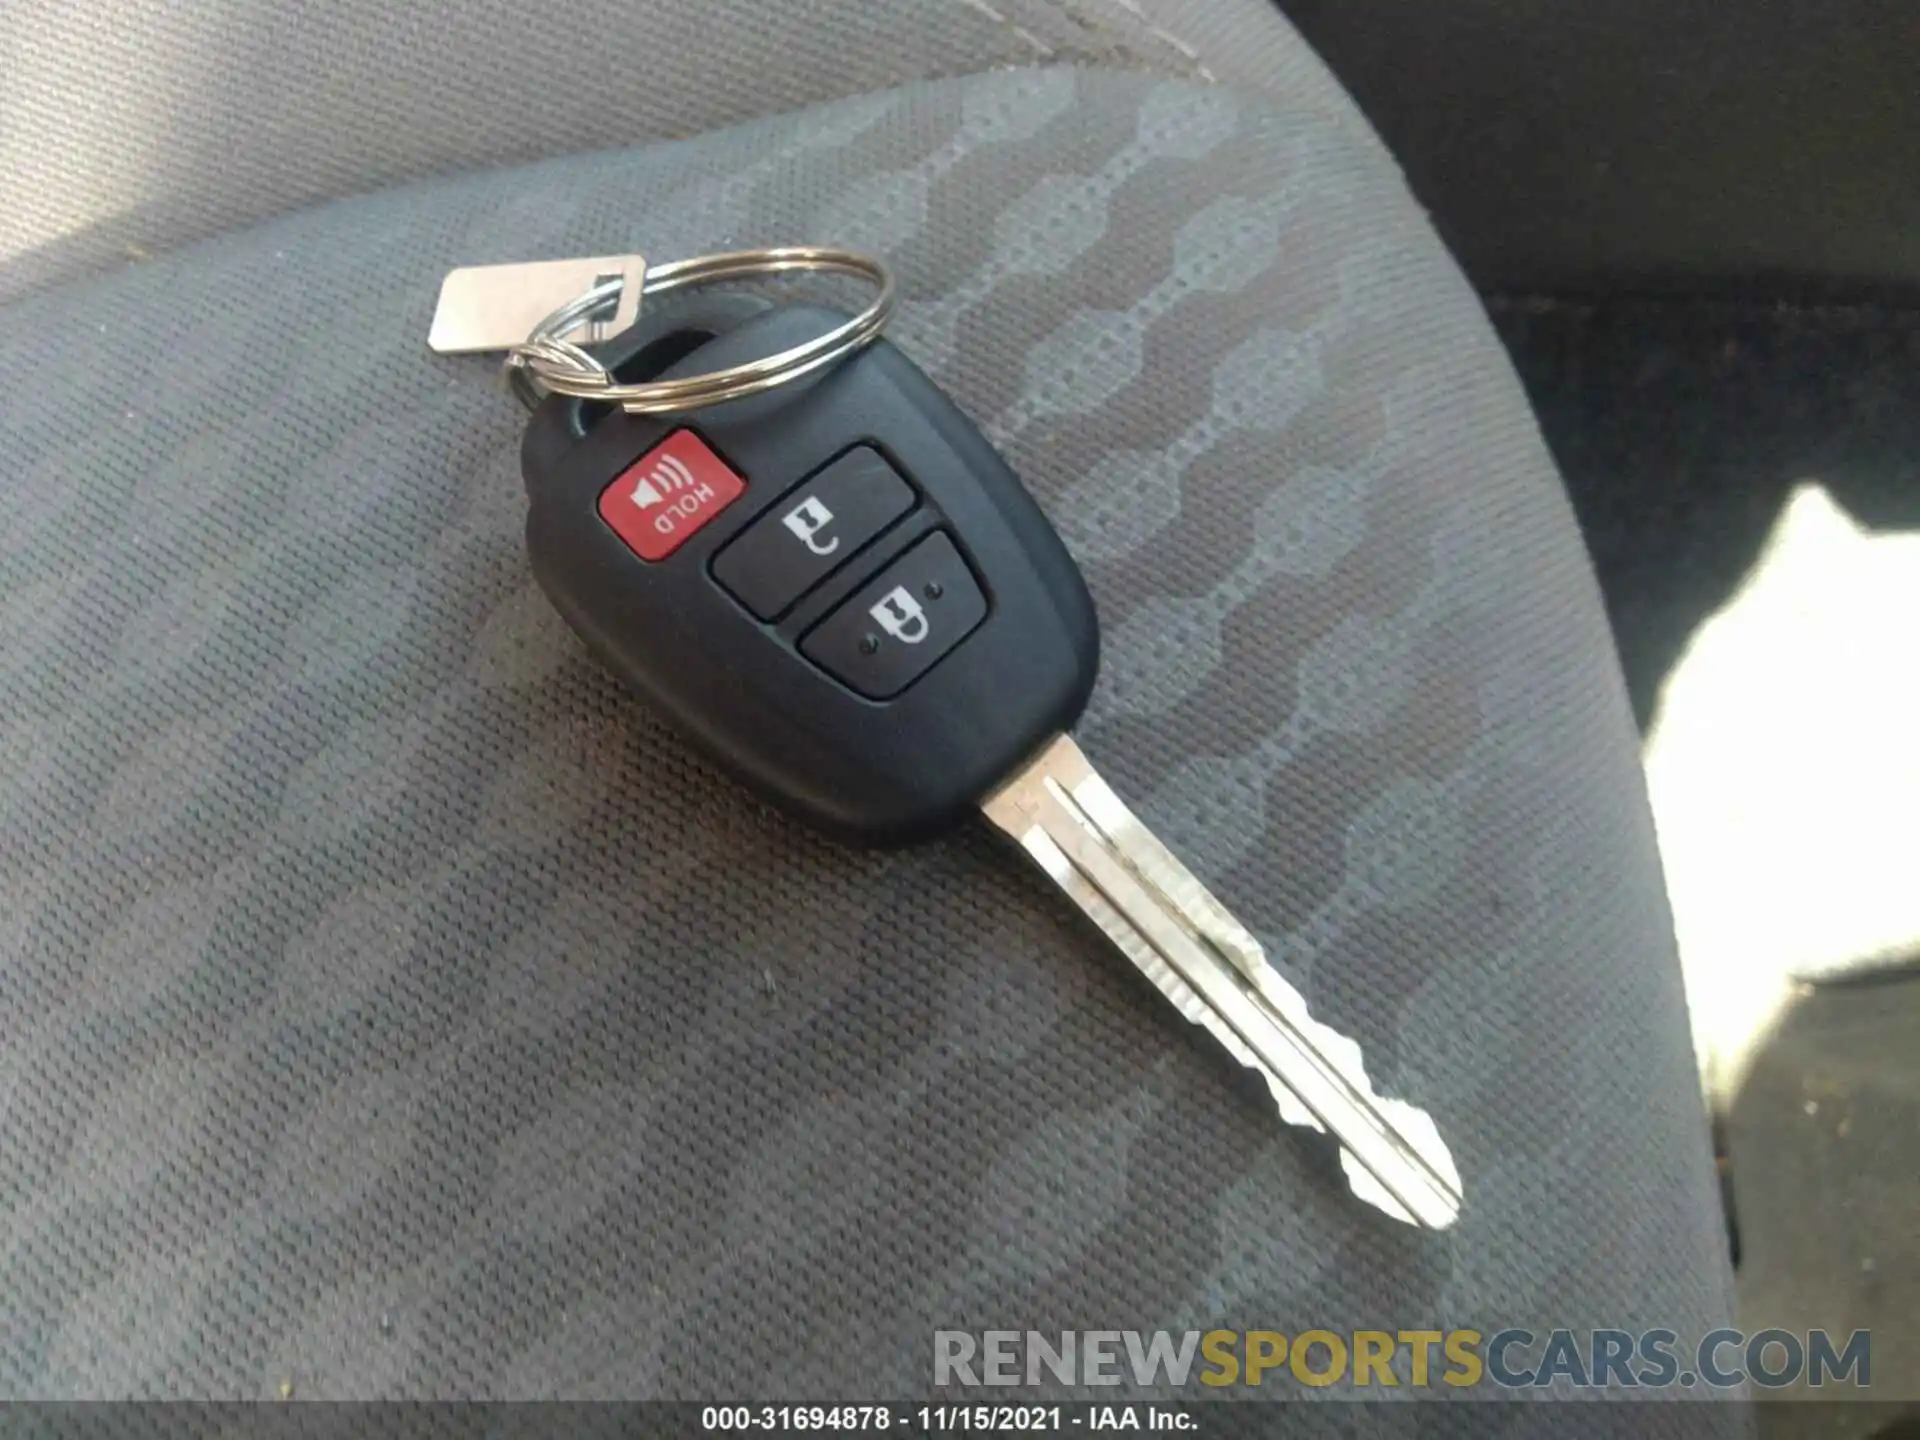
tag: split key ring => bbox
[503,246,896,416]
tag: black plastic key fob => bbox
[520,307,1100,845]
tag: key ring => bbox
[504,246,895,415]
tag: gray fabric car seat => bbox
[0,0,1735,1419]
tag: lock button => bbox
[712,446,916,619]
[800,532,988,699]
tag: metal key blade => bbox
[982,735,1463,1230]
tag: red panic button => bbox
[598,430,747,562]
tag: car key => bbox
[520,306,1464,1229]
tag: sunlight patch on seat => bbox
[1645,482,1920,1104]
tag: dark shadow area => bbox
[1729,968,1920,1431]
[1275,0,1920,296]
[1485,296,1920,731]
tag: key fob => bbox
[520,307,1465,1231]
[521,307,1100,845]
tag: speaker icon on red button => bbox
[598,430,747,562]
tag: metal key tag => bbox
[428,255,649,354]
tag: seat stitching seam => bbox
[953,0,1059,59]
[1097,0,1219,81]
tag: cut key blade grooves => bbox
[985,735,1464,1231]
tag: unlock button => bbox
[713,446,914,619]
[802,533,988,699]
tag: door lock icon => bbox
[782,495,840,556]
[870,586,930,644]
